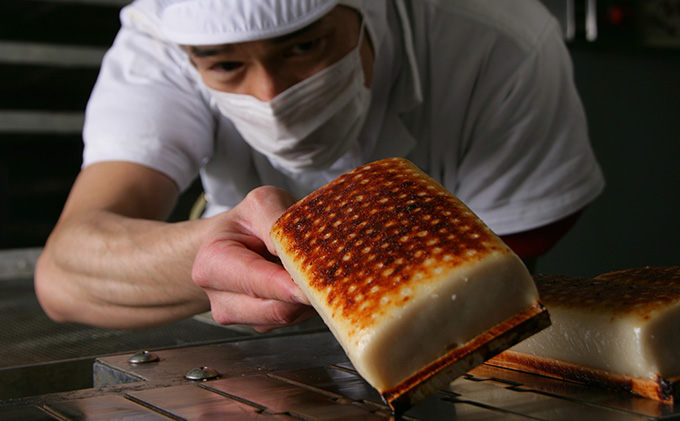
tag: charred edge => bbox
[379,393,409,420]
[381,303,550,412]
[381,393,408,419]
[490,352,676,403]
[657,376,675,402]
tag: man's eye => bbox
[211,62,242,72]
[288,39,320,56]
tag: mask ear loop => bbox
[356,17,370,87]
[395,0,422,102]
[358,16,367,47]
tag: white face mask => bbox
[207,23,371,173]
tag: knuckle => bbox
[210,309,235,326]
[191,241,226,289]
[191,260,209,288]
[268,303,303,327]
[244,185,278,206]
[243,186,295,213]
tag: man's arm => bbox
[34,162,211,328]
[34,161,311,330]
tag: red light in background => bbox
[608,5,626,25]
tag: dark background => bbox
[1,0,678,277]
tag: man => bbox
[35,0,605,332]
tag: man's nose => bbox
[249,66,295,102]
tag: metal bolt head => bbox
[185,366,220,381]
[128,350,160,364]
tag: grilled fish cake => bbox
[492,267,680,402]
[270,157,548,411]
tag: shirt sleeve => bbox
[449,18,605,235]
[82,4,215,192]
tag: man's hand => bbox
[35,162,313,331]
[192,186,316,332]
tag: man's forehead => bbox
[186,19,325,58]
[158,0,348,46]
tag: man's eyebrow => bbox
[188,45,232,58]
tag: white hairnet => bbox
[158,0,365,45]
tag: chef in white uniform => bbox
[35,0,605,331]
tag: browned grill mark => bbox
[533,269,680,319]
[595,266,680,288]
[272,158,507,330]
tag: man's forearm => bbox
[35,210,212,329]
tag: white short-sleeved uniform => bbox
[83,0,605,235]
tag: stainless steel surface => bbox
[2,245,679,419]
[128,384,286,420]
[93,331,343,387]
[206,376,386,420]
[447,375,644,421]
[44,395,168,420]
[3,331,679,420]
[269,366,383,403]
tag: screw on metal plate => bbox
[185,366,220,381]
[128,350,160,364]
